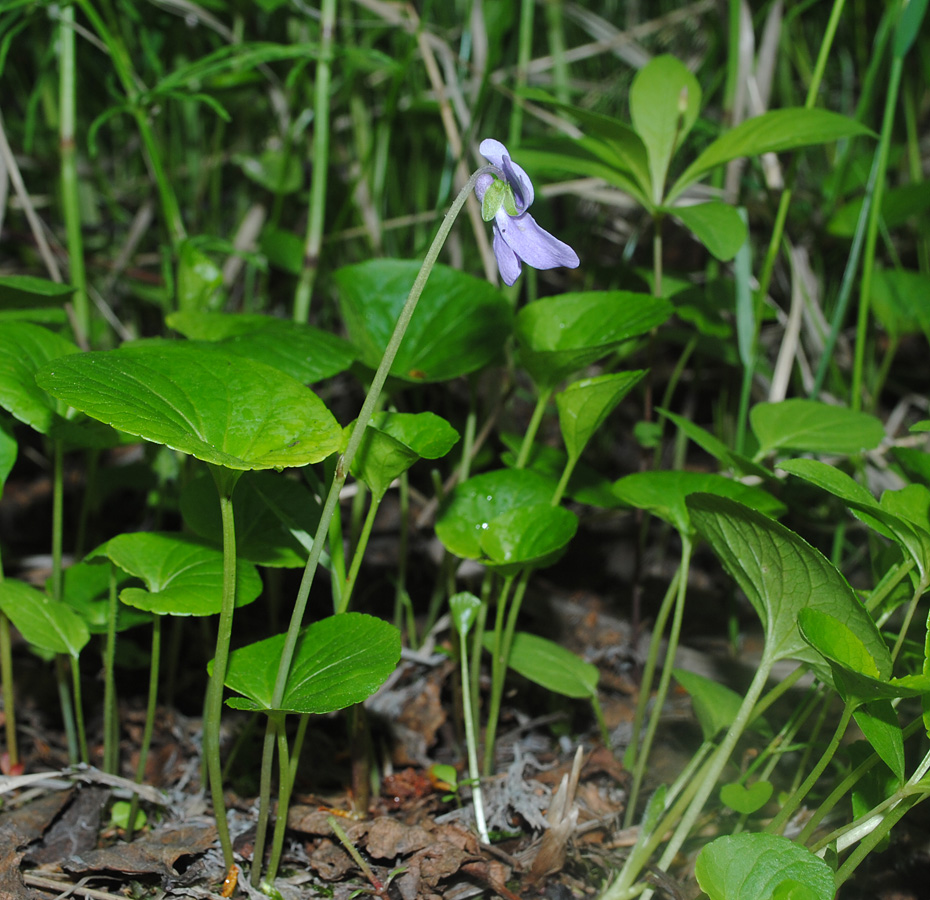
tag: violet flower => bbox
[475,138,579,286]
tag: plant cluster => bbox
[1,2,930,899]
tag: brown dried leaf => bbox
[26,786,108,865]
[364,817,432,858]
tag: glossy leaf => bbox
[490,630,598,699]
[516,292,672,388]
[435,469,559,560]
[751,399,885,456]
[222,613,401,714]
[0,416,16,489]
[686,494,888,668]
[614,470,784,535]
[629,55,701,198]
[669,201,747,261]
[55,560,149,633]
[348,424,418,502]
[669,108,874,202]
[372,411,459,460]
[556,371,645,462]
[36,342,342,470]
[167,312,356,383]
[479,503,577,570]
[450,591,481,637]
[334,259,512,382]
[93,532,262,616]
[0,322,80,433]
[695,833,834,900]
[181,469,322,568]
[0,579,89,657]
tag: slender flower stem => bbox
[338,496,381,614]
[128,615,161,841]
[515,388,553,469]
[102,564,119,774]
[252,166,499,883]
[457,618,489,843]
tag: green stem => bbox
[128,614,161,841]
[202,466,243,871]
[508,0,535,146]
[625,540,690,828]
[102,564,119,774]
[338,495,381,614]
[250,723,277,887]
[767,701,854,834]
[457,618,489,842]
[266,715,294,882]
[515,388,553,469]
[850,53,903,411]
[483,573,516,776]
[58,3,89,345]
[0,611,16,770]
[292,0,336,323]
[551,454,578,507]
[70,653,89,763]
[544,0,569,104]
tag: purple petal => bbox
[474,172,494,204]
[492,225,523,286]
[494,209,580,272]
[479,139,534,209]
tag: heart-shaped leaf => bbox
[36,342,342,470]
[720,780,774,815]
[751,399,885,456]
[629,55,701,199]
[556,371,645,463]
[0,322,80,433]
[479,503,577,570]
[167,312,356,383]
[450,591,481,637]
[686,493,887,668]
[0,579,89,658]
[695,833,834,900]
[334,259,512,382]
[435,469,559,560]
[488,630,598,699]
[372,411,459,460]
[181,469,322,568]
[614,470,784,535]
[92,532,262,616]
[516,292,672,388]
[222,613,401,714]
[55,560,149,633]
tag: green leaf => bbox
[869,267,930,342]
[36,342,342,471]
[614,470,784,535]
[668,201,747,261]
[435,469,559,561]
[0,416,16,490]
[479,503,577,570]
[449,591,481,636]
[629,55,701,199]
[720,781,774,815]
[372,411,459,460]
[695,833,834,900]
[751,399,885,456]
[94,532,262,616]
[0,579,89,657]
[55,560,149,633]
[659,408,773,481]
[0,275,75,308]
[222,613,401,714]
[674,668,770,742]
[489,630,598,699]
[669,109,874,202]
[167,312,357,383]
[177,240,223,313]
[348,424,419,502]
[893,0,928,58]
[181,469,322,568]
[260,226,305,275]
[854,700,905,783]
[516,291,672,389]
[0,322,80,433]
[235,148,303,194]
[556,371,645,463]
[334,259,512,382]
[686,494,888,667]
[828,181,930,239]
